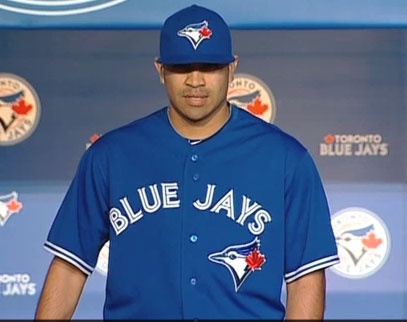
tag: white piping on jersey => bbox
[284,255,340,283]
[44,246,93,276]
[188,139,202,145]
[44,241,94,275]
[166,104,232,145]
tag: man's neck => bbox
[168,103,231,140]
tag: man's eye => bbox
[166,65,191,73]
[165,64,226,73]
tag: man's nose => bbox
[185,70,205,87]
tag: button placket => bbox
[183,148,204,318]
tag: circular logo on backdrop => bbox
[330,207,391,279]
[0,73,41,146]
[0,0,129,16]
[227,73,276,123]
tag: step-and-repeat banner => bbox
[0,1,406,320]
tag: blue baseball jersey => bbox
[44,105,339,319]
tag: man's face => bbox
[155,58,238,124]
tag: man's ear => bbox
[154,58,165,84]
[228,55,239,83]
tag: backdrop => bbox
[0,0,406,319]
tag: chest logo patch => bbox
[208,237,266,292]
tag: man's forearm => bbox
[285,269,326,320]
[35,256,88,320]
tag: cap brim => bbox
[157,54,235,65]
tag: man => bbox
[35,4,339,320]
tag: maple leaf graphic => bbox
[199,27,212,38]
[362,232,382,249]
[324,134,335,144]
[246,249,265,270]
[7,199,22,213]
[247,98,268,115]
[12,99,32,116]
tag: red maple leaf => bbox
[246,249,265,270]
[324,134,335,144]
[247,98,268,115]
[199,27,212,38]
[90,133,100,143]
[12,99,33,116]
[7,199,22,213]
[362,232,382,249]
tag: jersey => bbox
[44,105,339,319]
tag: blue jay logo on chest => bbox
[208,237,266,292]
[177,20,212,50]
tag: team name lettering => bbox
[110,183,272,236]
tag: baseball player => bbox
[35,4,339,320]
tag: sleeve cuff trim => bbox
[44,241,94,276]
[285,255,340,283]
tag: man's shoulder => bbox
[234,106,307,154]
[85,107,167,156]
[96,107,166,142]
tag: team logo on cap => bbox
[208,237,266,292]
[330,207,391,279]
[228,73,276,123]
[0,73,41,146]
[0,191,22,227]
[178,20,212,50]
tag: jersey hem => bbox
[284,255,340,283]
[44,241,94,276]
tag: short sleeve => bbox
[44,146,110,275]
[284,150,339,283]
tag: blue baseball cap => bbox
[157,4,235,65]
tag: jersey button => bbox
[191,154,198,162]
[190,234,198,243]
[193,173,199,181]
[190,277,197,285]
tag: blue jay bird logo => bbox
[227,74,276,123]
[0,90,24,132]
[228,90,261,108]
[0,191,23,227]
[0,73,41,146]
[177,20,212,50]
[330,208,390,279]
[208,237,266,292]
[335,224,381,266]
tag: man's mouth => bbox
[184,94,208,106]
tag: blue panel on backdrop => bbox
[0,0,406,29]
